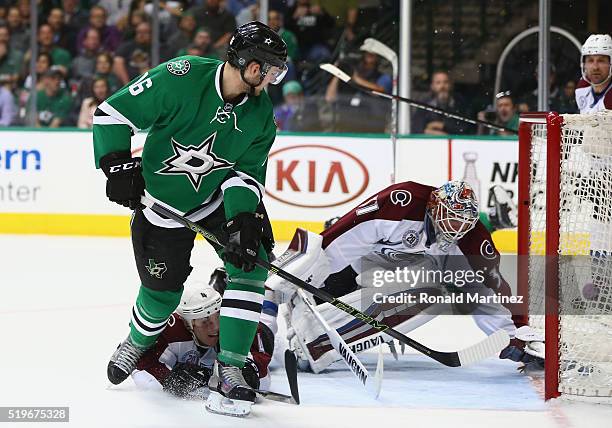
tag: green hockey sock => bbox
[129,285,182,348]
[218,248,268,367]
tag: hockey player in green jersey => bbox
[93,21,287,417]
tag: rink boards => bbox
[0,129,518,250]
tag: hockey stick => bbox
[297,289,383,398]
[254,350,300,404]
[320,63,518,135]
[141,196,510,367]
[255,389,296,404]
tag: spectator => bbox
[520,65,560,112]
[286,0,334,63]
[71,28,102,84]
[47,8,78,56]
[114,21,151,85]
[76,52,120,109]
[5,7,29,53]
[30,68,72,128]
[96,0,132,27]
[0,32,21,88]
[78,77,109,129]
[226,0,257,17]
[62,0,89,30]
[21,52,52,96]
[32,24,72,75]
[76,5,122,54]
[93,52,120,94]
[273,80,319,131]
[477,91,519,136]
[188,0,236,51]
[0,79,16,126]
[164,12,197,60]
[551,80,578,113]
[16,0,29,22]
[317,0,358,44]
[325,52,392,133]
[268,9,299,62]
[176,27,218,59]
[235,2,259,28]
[121,9,148,42]
[412,70,470,135]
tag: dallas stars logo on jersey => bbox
[166,59,191,76]
[156,132,234,191]
[146,259,167,279]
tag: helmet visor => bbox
[266,63,288,85]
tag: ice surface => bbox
[1,235,611,428]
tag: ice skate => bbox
[205,359,256,417]
[107,336,148,385]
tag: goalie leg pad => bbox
[287,286,439,373]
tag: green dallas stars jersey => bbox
[92,56,276,225]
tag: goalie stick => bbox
[320,63,518,135]
[141,197,510,367]
[297,289,383,398]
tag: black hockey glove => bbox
[162,362,212,398]
[222,211,264,272]
[100,151,145,210]
[241,357,260,390]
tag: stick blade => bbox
[284,349,300,405]
[320,63,351,83]
[457,330,510,366]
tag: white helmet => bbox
[581,34,612,85]
[177,284,222,321]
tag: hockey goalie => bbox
[269,180,544,373]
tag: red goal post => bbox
[517,111,612,403]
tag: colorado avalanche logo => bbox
[390,190,412,207]
[402,230,420,248]
[480,240,496,260]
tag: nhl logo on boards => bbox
[167,59,191,76]
[402,230,420,248]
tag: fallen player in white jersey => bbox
[131,281,275,398]
[268,180,544,373]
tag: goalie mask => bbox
[580,34,612,85]
[177,284,222,348]
[427,181,479,245]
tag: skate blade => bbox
[205,391,252,417]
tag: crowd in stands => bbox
[0,0,579,134]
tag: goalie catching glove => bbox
[99,151,145,210]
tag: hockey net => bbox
[518,111,612,403]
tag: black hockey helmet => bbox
[227,21,288,85]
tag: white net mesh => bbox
[527,112,612,402]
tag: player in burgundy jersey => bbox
[575,34,612,113]
[268,180,544,373]
[131,281,276,398]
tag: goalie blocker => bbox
[267,180,544,373]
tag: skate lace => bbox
[223,365,249,389]
[114,340,145,374]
